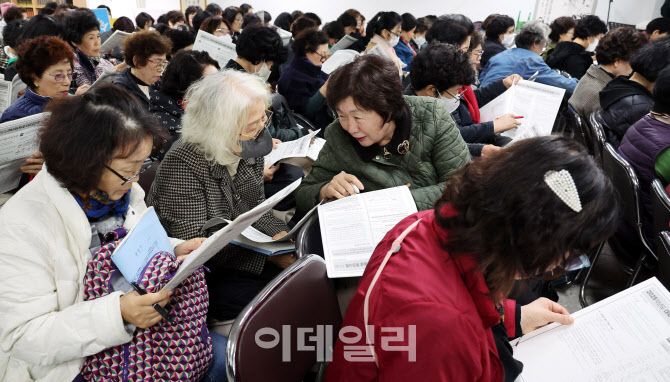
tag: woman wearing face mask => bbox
[405,42,521,157]
[481,15,515,68]
[364,11,405,77]
[546,15,608,79]
[113,31,173,109]
[277,29,330,125]
[200,16,233,43]
[63,10,119,88]
[147,70,294,324]
[295,55,471,216]
[224,26,287,83]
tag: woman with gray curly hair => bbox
[480,20,579,93]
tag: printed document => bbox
[322,50,360,75]
[100,30,131,53]
[330,35,358,54]
[162,178,302,290]
[0,80,13,113]
[318,186,418,278]
[512,277,670,382]
[193,30,237,68]
[0,113,47,193]
[479,80,565,142]
[264,129,321,165]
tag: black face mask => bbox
[238,127,273,159]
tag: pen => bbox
[514,116,524,119]
[130,282,174,323]
[528,71,539,82]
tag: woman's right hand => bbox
[493,113,521,133]
[319,172,364,201]
[119,289,172,329]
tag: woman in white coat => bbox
[0,85,225,382]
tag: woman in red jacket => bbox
[326,136,619,382]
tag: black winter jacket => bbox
[481,38,506,69]
[149,86,183,159]
[545,41,593,79]
[599,76,653,148]
[113,67,151,109]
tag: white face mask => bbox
[388,34,400,47]
[415,36,426,47]
[4,46,15,59]
[253,62,271,82]
[586,38,599,52]
[439,92,461,113]
[502,33,516,48]
[218,34,233,44]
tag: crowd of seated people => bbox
[0,3,669,381]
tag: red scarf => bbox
[460,86,480,123]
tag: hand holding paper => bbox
[520,297,574,335]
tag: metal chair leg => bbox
[573,242,604,285]
[626,253,647,288]
[579,242,605,308]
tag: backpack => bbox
[81,230,212,382]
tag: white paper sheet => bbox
[0,161,22,194]
[264,129,320,165]
[235,202,321,243]
[512,277,670,382]
[479,80,565,142]
[307,138,326,161]
[329,34,358,54]
[100,30,131,54]
[318,186,418,278]
[0,80,13,113]
[161,178,302,290]
[193,30,237,68]
[322,49,360,75]
[0,113,46,165]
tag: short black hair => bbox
[303,12,322,26]
[135,12,154,29]
[366,11,401,38]
[630,35,670,82]
[485,15,514,38]
[595,27,648,66]
[3,7,25,24]
[291,16,317,37]
[274,12,293,31]
[162,49,219,100]
[240,3,253,14]
[410,42,475,93]
[223,7,242,26]
[440,14,474,35]
[337,12,357,29]
[154,23,169,35]
[164,25,195,55]
[236,26,288,65]
[157,13,167,25]
[165,10,185,25]
[185,5,202,19]
[242,13,261,29]
[39,2,57,15]
[415,17,430,34]
[426,18,469,46]
[653,66,670,114]
[646,17,670,36]
[17,14,64,46]
[205,3,223,16]
[469,30,483,51]
[259,10,271,24]
[292,11,303,20]
[113,17,135,33]
[40,84,169,194]
[573,15,607,39]
[192,10,213,31]
[3,19,27,49]
[548,16,576,42]
[401,13,417,32]
[96,5,110,14]
[324,21,344,41]
[62,10,99,46]
[293,29,328,56]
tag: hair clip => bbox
[544,170,582,213]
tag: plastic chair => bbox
[137,159,160,198]
[656,232,670,290]
[296,214,324,259]
[567,105,591,152]
[226,254,342,382]
[580,143,656,307]
[588,111,607,166]
[651,179,670,243]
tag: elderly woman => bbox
[277,29,329,123]
[543,16,577,61]
[326,136,619,381]
[149,49,220,158]
[295,55,470,215]
[148,70,294,322]
[113,31,173,109]
[364,11,405,76]
[480,21,578,93]
[481,15,515,68]
[546,15,608,79]
[63,10,118,88]
[0,84,228,381]
[200,16,232,41]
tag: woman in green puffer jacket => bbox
[295,55,470,216]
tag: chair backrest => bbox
[589,111,607,165]
[651,179,670,242]
[566,104,589,149]
[657,232,670,290]
[226,254,342,382]
[11,74,26,104]
[296,214,324,259]
[137,159,160,197]
[602,143,654,254]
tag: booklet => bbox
[111,207,174,283]
[0,80,13,113]
[512,277,670,381]
[193,29,237,68]
[329,34,358,54]
[479,80,565,142]
[0,113,48,193]
[318,186,418,278]
[322,49,360,75]
[100,30,132,54]
[162,177,302,290]
[264,129,321,166]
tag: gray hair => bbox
[181,70,270,165]
[515,21,551,50]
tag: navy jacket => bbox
[277,56,328,115]
[113,67,150,109]
[481,37,506,69]
[0,88,50,123]
[545,41,593,79]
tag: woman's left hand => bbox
[75,85,91,95]
[272,138,282,149]
[19,151,44,175]
[503,74,523,88]
[520,297,575,334]
[272,231,288,240]
[174,237,207,261]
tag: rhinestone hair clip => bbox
[544,170,582,213]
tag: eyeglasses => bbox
[316,51,328,61]
[389,30,401,37]
[471,50,484,57]
[105,158,155,185]
[44,71,73,83]
[240,110,272,140]
[216,28,229,34]
[147,58,168,70]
